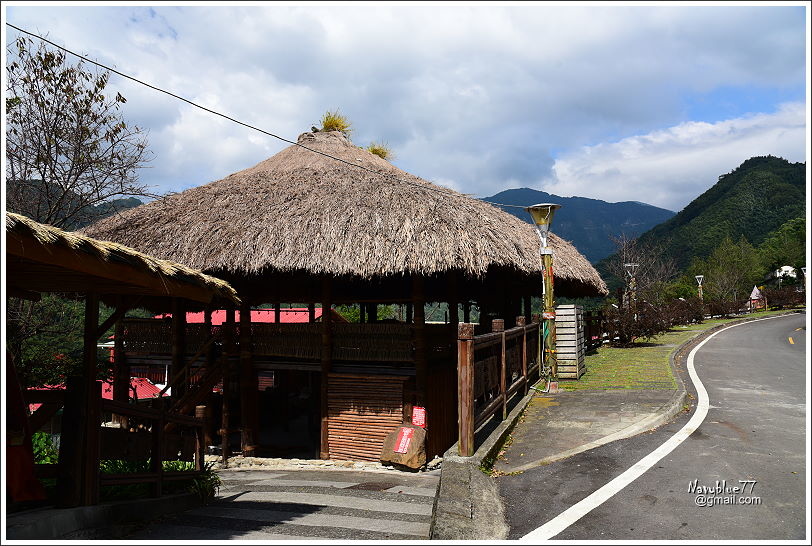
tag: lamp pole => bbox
[526,203,561,382]
[695,275,704,302]
[624,263,639,312]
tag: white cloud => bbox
[4,4,807,205]
[542,102,807,211]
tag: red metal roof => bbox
[154,308,346,324]
[28,378,165,413]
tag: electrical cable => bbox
[6,22,532,211]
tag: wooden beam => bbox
[6,286,40,301]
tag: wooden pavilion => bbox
[5,212,239,507]
[82,130,608,461]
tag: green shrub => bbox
[189,461,222,504]
[31,431,59,464]
[98,458,220,502]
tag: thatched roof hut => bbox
[83,131,606,301]
[7,212,239,308]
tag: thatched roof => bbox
[6,212,240,305]
[83,131,607,296]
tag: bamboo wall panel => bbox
[326,374,407,461]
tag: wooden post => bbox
[492,319,506,420]
[221,308,236,463]
[195,405,207,471]
[359,303,366,324]
[463,302,471,324]
[274,302,281,323]
[448,273,459,329]
[81,294,100,505]
[308,302,316,323]
[239,301,257,454]
[406,303,413,323]
[457,323,475,457]
[83,379,101,506]
[368,303,378,323]
[171,298,187,400]
[523,296,532,323]
[517,316,528,395]
[320,278,333,459]
[56,376,84,508]
[412,276,427,407]
[112,317,129,428]
[151,399,164,498]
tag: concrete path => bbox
[125,467,440,540]
[493,388,685,474]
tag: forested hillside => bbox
[634,155,805,269]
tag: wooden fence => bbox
[457,316,540,457]
[28,377,207,507]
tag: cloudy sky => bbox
[4,2,808,212]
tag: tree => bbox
[758,216,806,281]
[5,35,153,229]
[6,36,155,387]
[691,236,763,303]
[605,234,679,306]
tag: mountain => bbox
[480,188,675,263]
[5,178,144,229]
[633,155,806,270]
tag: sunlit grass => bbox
[560,309,799,391]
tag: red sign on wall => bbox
[394,427,414,453]
[412,406,426,428]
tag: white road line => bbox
[522,315,790,542]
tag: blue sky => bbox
[3,2,808,212]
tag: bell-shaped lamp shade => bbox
[525,203,560,250]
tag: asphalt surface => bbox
[125,467,440,540]
[499,312,807,541]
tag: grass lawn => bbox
[559,308,800,391]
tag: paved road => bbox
[127,467,440,540]
[500,313,806,540]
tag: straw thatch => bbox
[83,131,607,295]
[7,212,240,304]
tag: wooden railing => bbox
[457,316,540,457]
[55,377,207,506]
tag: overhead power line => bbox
[6,22,531,211]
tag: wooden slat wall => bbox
[327,373,407,461]
[556,304,585,379]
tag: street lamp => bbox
[624,262,639,310]
[695,275,704,301]
[526,203,560,382]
